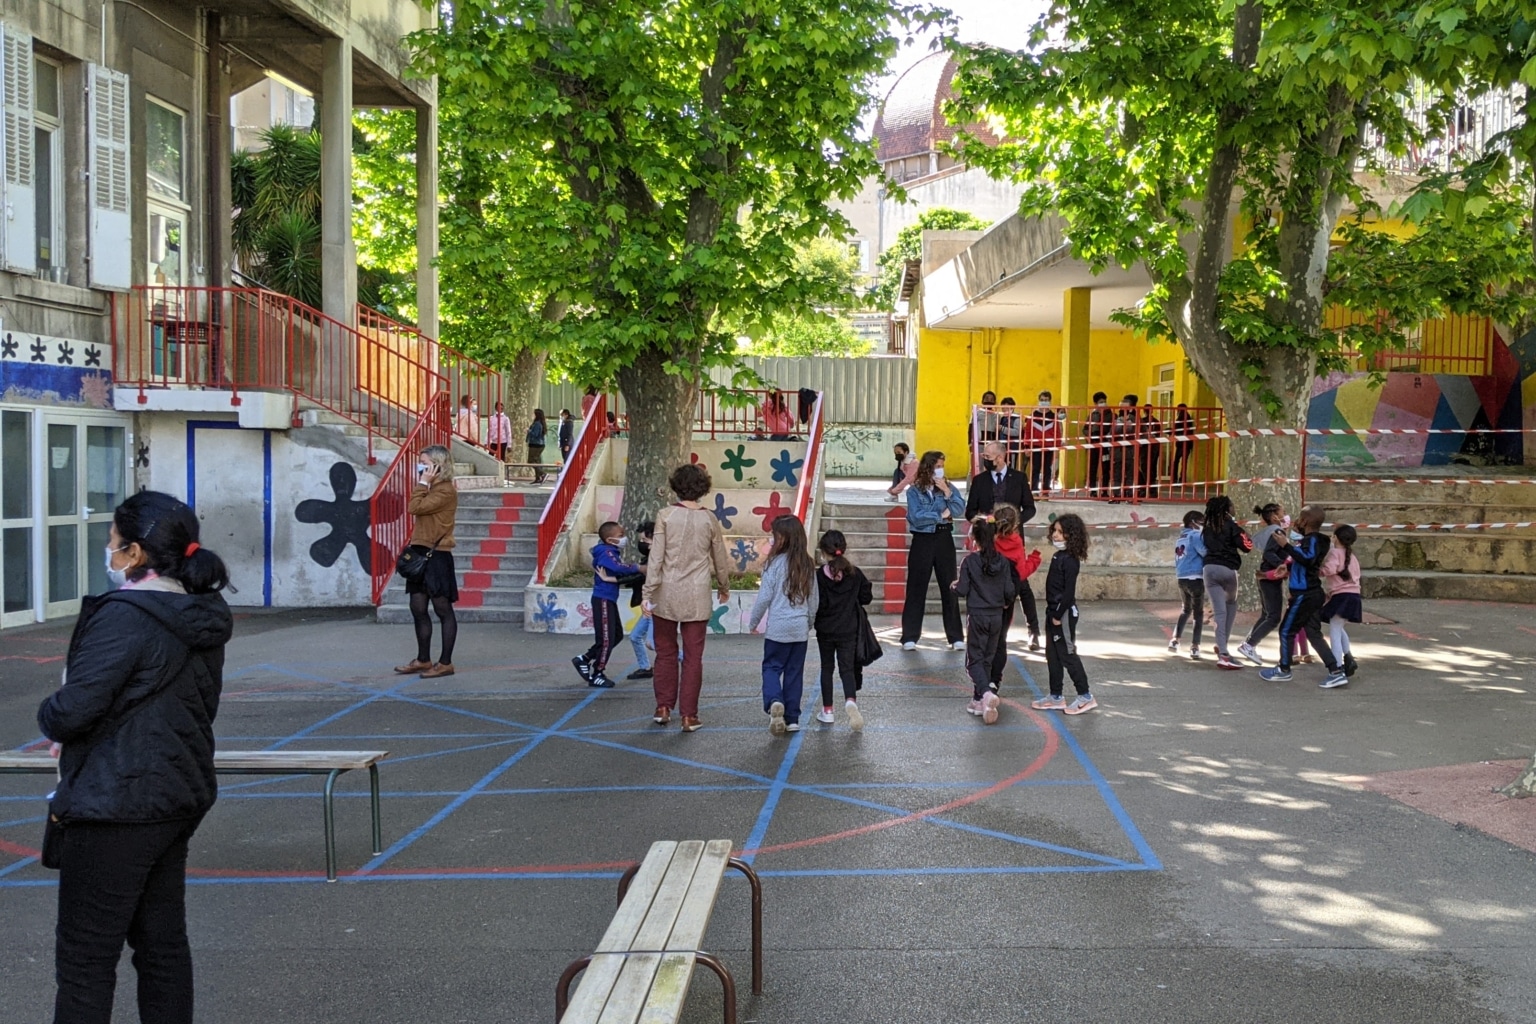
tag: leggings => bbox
[1175,578,1205,646]
[1329,619,1352,658]
[817,635,861,705]
[410,592,458,664]
[1244,578,1284,648]
[1201,564,1238,654]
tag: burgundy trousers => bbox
[652,616,707,718]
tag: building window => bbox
[146,97,187,287]
[33,55,63,278]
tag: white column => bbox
[320,37,355,324]
[415,102,439,340]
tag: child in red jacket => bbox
[988,503,1042,693]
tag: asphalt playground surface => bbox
[2,598,1535,1023]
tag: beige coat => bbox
[642,503,732,622]
[407,477,458,549]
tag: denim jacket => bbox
[906,484,966,533]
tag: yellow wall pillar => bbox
[1061,288,1091,406]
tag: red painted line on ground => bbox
[0,655,65,664]
[1391,628,1427,641]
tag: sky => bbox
[877,0,1050,94]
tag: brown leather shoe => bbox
[653,706,672,726]
[394,659,432,675]
[419,662,455,678]
[680,716,702,732]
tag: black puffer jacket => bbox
[38,586,233,823]
[814,566,873,639]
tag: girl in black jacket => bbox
[956,521,1016,724]
[1032,514,1096,714]
[37,491,233,1024]
[814,530,873,730]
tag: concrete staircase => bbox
[376,489,547,624]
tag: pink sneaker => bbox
[981,691,1000,725]
[966,699,984,716]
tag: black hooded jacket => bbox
[38,586,233,823]
[814,565,873,639]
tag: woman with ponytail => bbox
[813,530,873,729]
[38,490,234,1024]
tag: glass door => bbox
[0,411,34,627]
[41,417,126,617]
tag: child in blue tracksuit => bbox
[574,521,639,689]
[1170,510,1206,659]
[1259,506,1345,686]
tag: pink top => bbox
[486,412,512,445]
[455,408,479,443]
[1320,544,1361,595]
[762,401,796,435]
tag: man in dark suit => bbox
[966,441,1036,523]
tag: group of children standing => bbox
[1171,497,1362,687]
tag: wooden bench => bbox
[556,840,764,1024]
[0,749,387,882]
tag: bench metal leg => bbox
[368,763,383,855]
[554,956,591,1022]
[615,861,643,906]
[694,952,739,1024]
[727,857,764,995]
[322,769,341,882]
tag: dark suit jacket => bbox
[965,467,1036,523]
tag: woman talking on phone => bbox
[395,445,460,678]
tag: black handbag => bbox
[855,604,883,669]
[395,541,439,583]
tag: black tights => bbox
[410,592,458,664]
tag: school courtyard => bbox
[2,598,1535,1023]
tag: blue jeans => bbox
[761,639,808,725]
[629,612,653,670]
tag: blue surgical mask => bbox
[1288,530,1303,543]
[104,546,128,589]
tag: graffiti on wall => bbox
[822,425,912,478]
[294,462,375,572]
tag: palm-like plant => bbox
[231,125,326,304]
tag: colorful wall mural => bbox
[523,588,759,635]
[1307,325,1534,467]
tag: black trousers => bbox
[1175,577,1205,646]
[1029,450,1055,492]
[901,529,963,644]
[966,612,1006,699]
[1017,579,1040,634]
[1277,588,1337,670]
[1046,611,1090,697]
[817,635,861,705]
[54,817,202,1024]
[1170,442,1194,483]
[1245,578,1285,647]
[584,597,624,671]
[1088,453,1108,495]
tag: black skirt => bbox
[404,547,459,602]
[1320,592,1361,624]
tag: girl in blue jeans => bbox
[749,515,820,734]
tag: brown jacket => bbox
[642,503,731,623]
[407,478,458,550]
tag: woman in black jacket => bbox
[1200,494,1253,669]
[37,491,233,1024]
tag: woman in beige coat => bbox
[395,445,459,678]
[641,463,732,731]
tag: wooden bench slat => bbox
[627,840,708,953]
[595,842,678,953]
[665,840,732,952]
[562,954,631,1023]
[213,751,388,771]
[595,953,664,1024]
[633,953,697,1024]
[0,753,55,770]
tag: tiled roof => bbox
[873,51,998,163]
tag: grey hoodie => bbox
[748,554,820,642]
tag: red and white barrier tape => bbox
[1021,425,1536,454]
[1019,519,1536,531]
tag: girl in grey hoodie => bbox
[749,515,820,734]
[956,520,1016,724]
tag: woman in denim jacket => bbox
[900,451,967,651]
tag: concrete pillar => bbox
[415,103,439,340]
[1061,287,1091,407]
[320,37,355,325]
[204,12,231,287]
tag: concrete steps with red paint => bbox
[376,488,549,624]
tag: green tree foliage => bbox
[743,236,872,357]
[873,208,991,309]
[410,0,943,526]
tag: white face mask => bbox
[1051,539,1067,550]
[1038,400,1050,407]
[613,536,627,548]
[932,467,945,481]
[104,546,129,589]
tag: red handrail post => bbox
[792,393,825,524]
[536,394,608,584]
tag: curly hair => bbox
[912,450,945,491]
[1052,513,1089,561]
[668,463,712,502]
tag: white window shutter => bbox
[1,25,38,274]
[88,64,131,290]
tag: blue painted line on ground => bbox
[1011,657,1162,870]
[212,736,534,793]
[0,855,39,878]
[740,731,804,865]
[263,673,420,751]
[261,667,542,735]
[356,690,604,874]
[0,814,46,827]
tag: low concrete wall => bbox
[524,587,763,635]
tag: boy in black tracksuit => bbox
[573,522,639,689]
[1033,515,1096,714]
[956,522,1016,725]
[1261,509,1344,684]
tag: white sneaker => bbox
[845,700,864,731]
[884,494,900,503]
[816,707,835,724]
[768,701,787,735]
[1237,642,1263,666]
[901,641,917,651]
[1167,639,1179,652]
[951,640,966,651]
[786,721,802,732]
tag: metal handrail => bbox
[368,390,452,604]
[536,393,608,583]
[792,392,825,525]
[355,304,503,447]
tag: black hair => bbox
[1333,524,1357,581]
[1092,391,1107,404]
[1121,393,1138,406]
[1182,510,1205,529]
[637,520,655,538]
[1203,494,1234,526]
[114,490,230,594]
[534,408,546,423]
[598,521,624,542]
[1052,513,1090,560]
[894,442,910,455]
[971,520,999,559]
[818,529,855,580]
[1254,502,1282,524]
[669,463,712,501]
